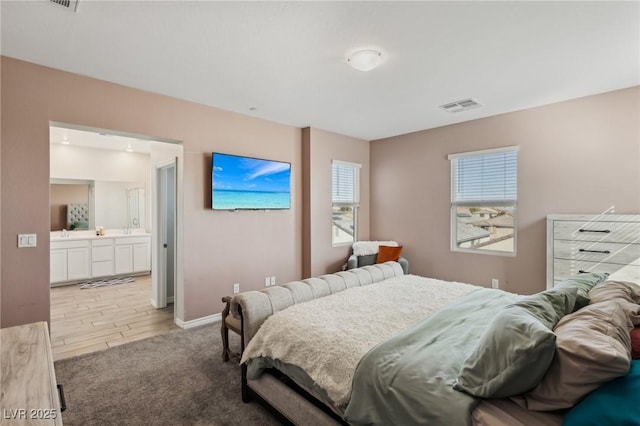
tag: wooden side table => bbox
[1,321,65,424]
[221,296,242,362]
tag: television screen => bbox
[211,152,291,210]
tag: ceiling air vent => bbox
[50,0,79,12]
[439,98,482,113]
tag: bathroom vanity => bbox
[50,231,151,286]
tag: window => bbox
[332,160,360,245]
[448,146,519,255]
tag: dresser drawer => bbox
[553,258,640,284]
[553,220,640,244]
[553,240,640,266]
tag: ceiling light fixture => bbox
[347,49,382,72]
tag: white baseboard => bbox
[167,296,174,304]
[175,313,221,330]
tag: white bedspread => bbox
[241,274,479,407]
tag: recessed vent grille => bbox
[439,98,482,113]
[50,0,79,12]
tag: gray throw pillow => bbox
[554,272,608,311]
[454,287,579,398]
[357,254,377,267]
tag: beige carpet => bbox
[54,323,282,425]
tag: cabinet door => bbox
[92,261,114,278]
[115,244,133,275]
[50,249,68,283]
[67,247,91,280]
[133,242,150,272]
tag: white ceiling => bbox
[2,1,639,141]
[50,125,152,153]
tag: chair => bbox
[347,241,409,274]
[221,296,242,362]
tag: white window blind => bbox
[451,148,518,206]
[332,161,359,204]
[448,146,518,255]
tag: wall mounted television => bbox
[211,152,291,210]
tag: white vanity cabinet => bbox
[50,249,68,283]
[50,233,151,285]
[115,236,151,274]
[50,240,91,284]
[91,238,115,278]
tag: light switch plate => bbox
[18,234,37,248]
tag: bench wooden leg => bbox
[221,321,230,362]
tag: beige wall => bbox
[0,56,305,327]
[2,54,638,328]
[302,127,370,277]
[371,87,640,295]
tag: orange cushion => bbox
[632,327,640,359]
[377,245,403,263]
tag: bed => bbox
[230,262,640,426]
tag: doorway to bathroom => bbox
[48,122,184,360]
[154,161,177,308]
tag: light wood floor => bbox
[50,274,178,361]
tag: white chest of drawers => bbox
[547,214,640,289]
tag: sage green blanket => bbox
[344,288,518,426]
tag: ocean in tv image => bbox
[212,153,291,210]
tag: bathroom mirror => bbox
[50,179,145,231]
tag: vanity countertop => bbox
[51,231,151,242]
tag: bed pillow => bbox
[632,327,640,359]
[589,280,640,327]
[523,300,633,411]
[589,280,640,304]
[554,272,608,311]
[563,360,640,426]
[376,245,403,263]
[454,287,578,398]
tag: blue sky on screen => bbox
[213,153,291,193]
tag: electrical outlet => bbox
[265,277,270,287]
[233,283,240,294]
[270,276,276,286]
[491,279,499,289]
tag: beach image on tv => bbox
[212,153,291,210]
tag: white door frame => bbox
[152,157,184,325]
